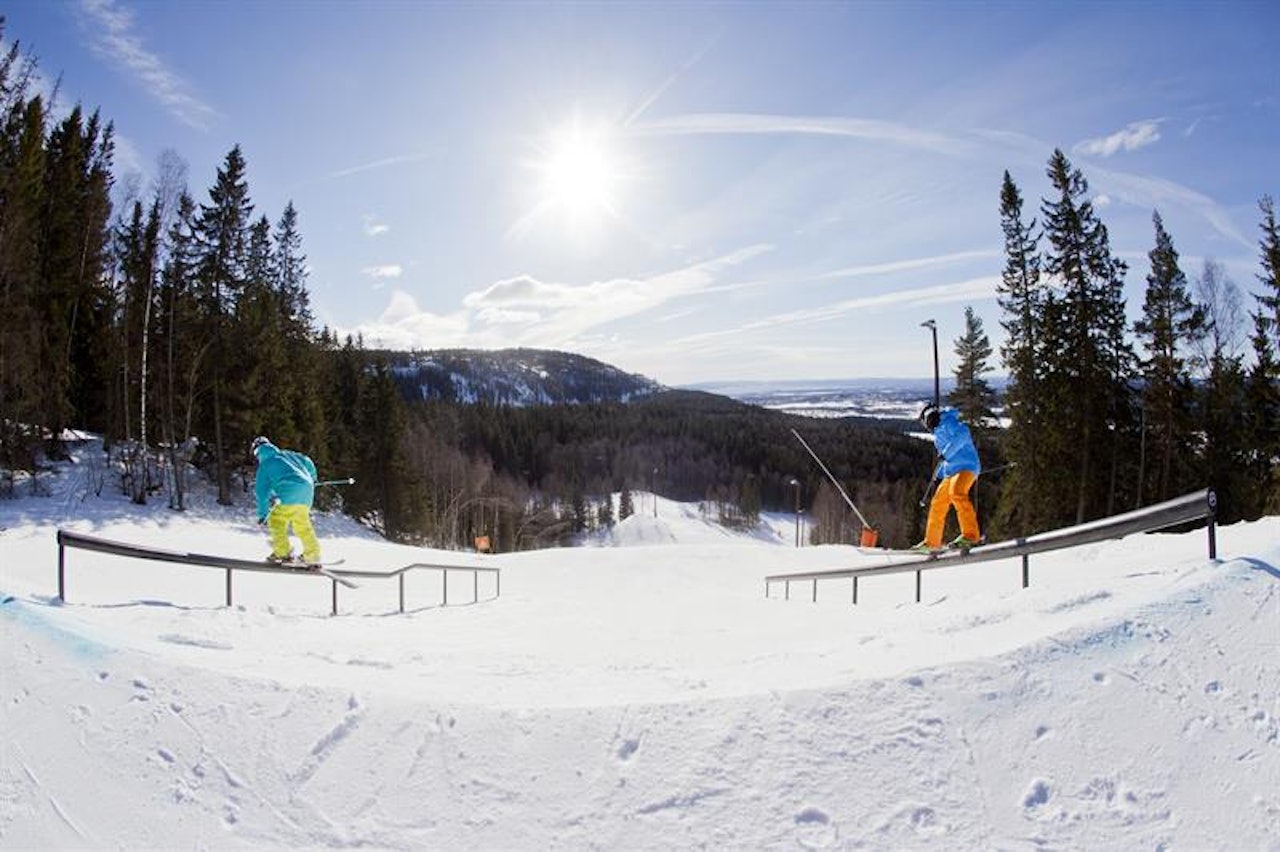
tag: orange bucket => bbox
[859,527,879,548]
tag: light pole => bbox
[921,319,940,410]
[789,478,801,547]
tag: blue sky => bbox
[5,0,1276,385]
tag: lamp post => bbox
[921,319,940,410]
[789,478,802,547]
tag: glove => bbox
[257,516,267,526]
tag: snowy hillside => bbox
[2,441,1278,848]
[388,347,663,406]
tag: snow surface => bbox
[2,438,1279,848]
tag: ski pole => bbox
[316,477,355,487]
[919,461,942,508]
[791,428,874,530]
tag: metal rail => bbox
[55,529,500,616]
[334,563,501,613]
[765,488,1218,604]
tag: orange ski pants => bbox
[925,470,981,548]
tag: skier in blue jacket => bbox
[252,436,322,566]
[915,405,983,552]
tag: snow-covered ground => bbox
[2,438,1278,848]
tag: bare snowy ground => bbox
[2,441,1278,848]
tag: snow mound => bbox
[2,442,1278,848]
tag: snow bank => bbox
[2,441,1277,847]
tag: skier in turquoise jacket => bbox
[252,436,322,566]
[915,405,982,552]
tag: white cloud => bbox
[339,246,773,352]
[737,275,1001,334]
[343,290,470,350]
[324,152,437,181]
[1074,120,1162,158]
[630,113,965,156]
[379,290,422,324]
[362,265,402,280]
[818,250,999,282]
[466,245,771,344]
[362,215,389,237]
[76,0,218,131]
[1088,164,1252,249]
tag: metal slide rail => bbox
[335,563,501,613]
[765,488,1218,605]
[55,529,500,616]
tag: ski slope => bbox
[2,440,1278,848]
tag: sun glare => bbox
[516,117,627,242]
[544,131,615,213]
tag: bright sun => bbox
[517,117,626,241]
[544,130,615,214]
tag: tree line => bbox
[2,23,1276,551]
[983,151,1278,533]
[0,25,400,524]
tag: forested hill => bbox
[382,348,664,406]
[401,386,945,549]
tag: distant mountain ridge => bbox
[383,348,665,406]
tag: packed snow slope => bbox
[2,440,1278,848]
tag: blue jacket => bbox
[933,407,981,478]
[254,441,317,520]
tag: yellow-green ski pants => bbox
[267,503,321,563]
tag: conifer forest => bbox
[2,21,1277,551]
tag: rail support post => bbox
[1206,489,1218,560]
[58,539,66,602]
[226,569,232,607]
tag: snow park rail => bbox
[336,562,501,613]
[55,529,500,616]
[765,488,1218,605]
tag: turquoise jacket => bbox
[254,441,317,520]
[933,408,981,478]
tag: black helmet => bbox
[919,404,940,432]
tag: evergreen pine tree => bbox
[947,306,998,428]
[38,106,115,453]
[1245,314,1279,514]
[0,93,46,480]
[597,495,615,529]
[234,214,279,441]
[1038,149,1138,524]
[192,145,253,503]
[1250,196,1280,510]
[272,202,325,454]
[993,171,1048,533]
[1255,196,1280,349]
[1190,259,1255,522]
[1133,211,1205,503]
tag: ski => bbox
[273,557,346,567]
[857,542,987,561]
[266,558,357,588]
